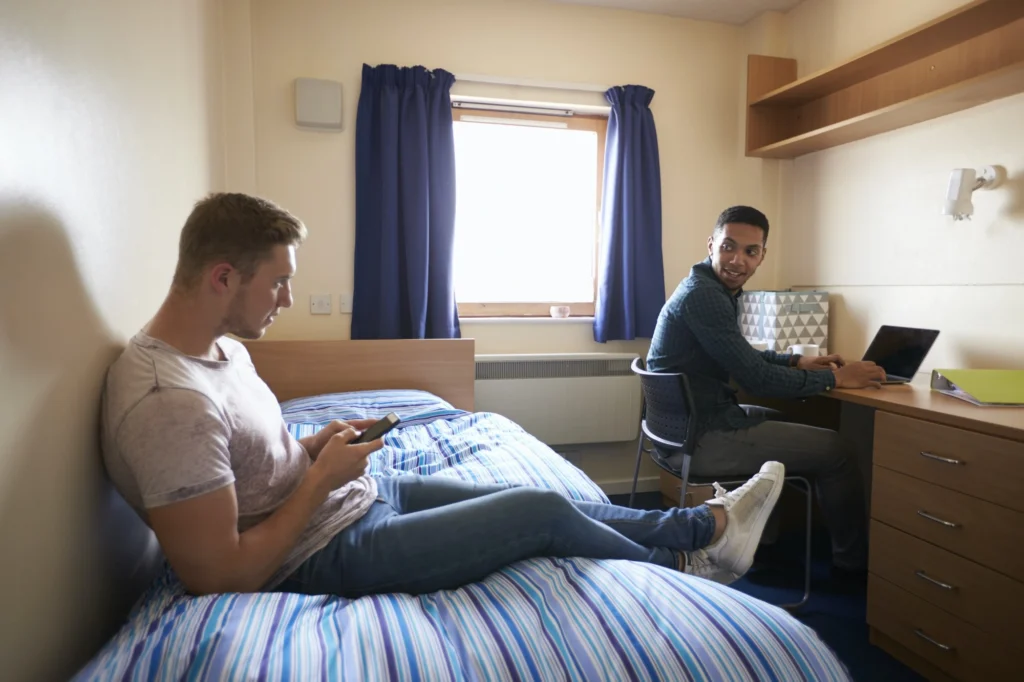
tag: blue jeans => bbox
[694,405,867,570]
[276,474,717,597]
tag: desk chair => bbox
[628,357,812,610]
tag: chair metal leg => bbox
[628,434,646,509]
[778,476,812,612]
[678,455,692,507]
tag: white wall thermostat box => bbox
[295,78,343,131]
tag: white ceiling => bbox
[550,0,803,25]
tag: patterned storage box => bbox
[738,290,829,354]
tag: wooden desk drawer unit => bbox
[868,520,1024,635]
[874,411,1024,513]
[830,389,1024,681]
[871,466,1024,580]
[867,575,1013,682]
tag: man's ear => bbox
[208,263,235,294]
[707,235,714,256]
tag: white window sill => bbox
[460,316,595,325]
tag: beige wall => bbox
[737,10,789,290]
[231,0,748,354]
[0,1,223,679]
[773,0,1024,373]
[226,0,755,490]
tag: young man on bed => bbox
[646,205,887,576]
[101,192,786,599]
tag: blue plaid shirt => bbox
[646,257,836,437]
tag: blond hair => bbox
[172,193,307,289]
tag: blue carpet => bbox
[608,492,923,682]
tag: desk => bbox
[828,383,1024,442]
[823,382,1024,682]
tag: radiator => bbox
[474,353,641,445]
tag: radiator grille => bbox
[475,357,634,380]
[473,354,641,444]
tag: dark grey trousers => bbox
[690,405,868,570]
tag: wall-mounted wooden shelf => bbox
[745,0,1024,159]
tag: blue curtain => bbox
[593,85,665,342]
[352,64,460,339]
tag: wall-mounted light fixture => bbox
[942,166,997,221]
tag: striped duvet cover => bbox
[75,390,850,681]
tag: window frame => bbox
[451,106,608,318]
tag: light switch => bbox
[310,294,332,315]
[338,292,353,314]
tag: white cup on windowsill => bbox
[748,339,769,351]
[549,305,570,318]
[788,343,820,356]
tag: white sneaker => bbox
[683,549,738,585]
[704,461,785,580]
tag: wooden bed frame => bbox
[243,338,476,411]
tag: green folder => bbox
[930,369,1024,406]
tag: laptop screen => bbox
[862,326,940,379]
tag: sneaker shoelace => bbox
[713,474,765,506]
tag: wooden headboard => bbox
[243,338,475,411]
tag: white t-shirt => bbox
[101,332,377,590]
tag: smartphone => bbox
[352,412,401,444]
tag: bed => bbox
[74,339,851,681]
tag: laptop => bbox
[862,325,940,384]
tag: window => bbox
[452,107,607,317]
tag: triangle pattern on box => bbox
[736,290,829,354]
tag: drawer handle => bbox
[917,510,961,529]
[919,451,964,466]
[914,629,954,652]
[915,570,956,591]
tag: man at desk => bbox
[646,205,887,573]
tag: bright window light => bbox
[453,120,598,303]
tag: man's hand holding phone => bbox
[303,418,379,460]
[307,414,401,493]
[309,427,383,493]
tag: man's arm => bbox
[147,469,331,594]
[682,286,834,399]
[147,428,380,595]
[761,349,796,367]
[116,390,378,594]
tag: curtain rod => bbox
[455,72,610,94]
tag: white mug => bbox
[748,339,769,351]
[788,343,820,357]
[549,305,570,318]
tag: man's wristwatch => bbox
[789,354,802,368]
